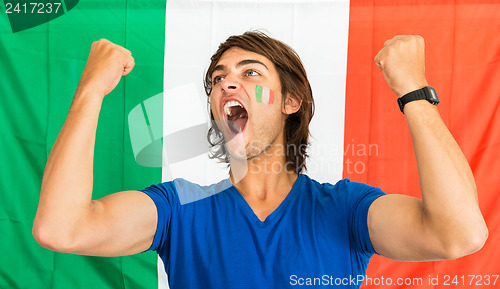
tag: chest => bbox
[169,199,353,276]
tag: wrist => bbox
[70,88,104,114]
[398,86,439,114]
[75,83,105,100]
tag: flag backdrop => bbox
[345,1,500,288]
[0,1,165,288]
[1,1,499,288]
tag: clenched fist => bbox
[374,35,428,98]
[76,39,135,98]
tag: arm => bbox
[33,39,157,257]
[368,35,488,261]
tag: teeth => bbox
[223,100,243,117]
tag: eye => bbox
[245,70,260,77]
[213,75,225,84]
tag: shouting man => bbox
[33,31,487,288]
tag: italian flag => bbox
[256,85,275,104]
[1,0,498,288]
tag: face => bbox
[210,47,288,160]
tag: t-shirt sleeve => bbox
[140,181,179,253]
[339,179,386,257]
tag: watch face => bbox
[427,87,440,104]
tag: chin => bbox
[223,133,248,160]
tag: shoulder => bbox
[174,178,233,205]
[301,175,386,206]
[141,178,233,206]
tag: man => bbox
[33,31,487,288]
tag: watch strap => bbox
[397,86,439,113]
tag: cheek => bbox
[252,99,283,128]
[255,85,275,104]
[251,85,284,125]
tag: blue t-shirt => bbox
[141,174,385,288]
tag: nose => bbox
[221,74,240,92]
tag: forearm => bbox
[34,89,103,244]
[404,100,487,254]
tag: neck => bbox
[229,141,298,201]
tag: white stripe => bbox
[262,87,270,104]
[162,1,350,287]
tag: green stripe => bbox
[0,0,165,288]
[256,85,263,103]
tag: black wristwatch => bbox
[397,86,439,114]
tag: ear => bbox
[282,93,302,115]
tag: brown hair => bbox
[204,31,314,173]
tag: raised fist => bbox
[76,39,135,98]
[374,35,428,98]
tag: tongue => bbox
[227,106,248,134]
[229,117,247,134]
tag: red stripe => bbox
[345,1,500,287]
[268,89,274,104]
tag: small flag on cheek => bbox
[255,85,274,104]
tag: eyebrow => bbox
[212,59,268,74]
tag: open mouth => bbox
[223,99,248,135]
